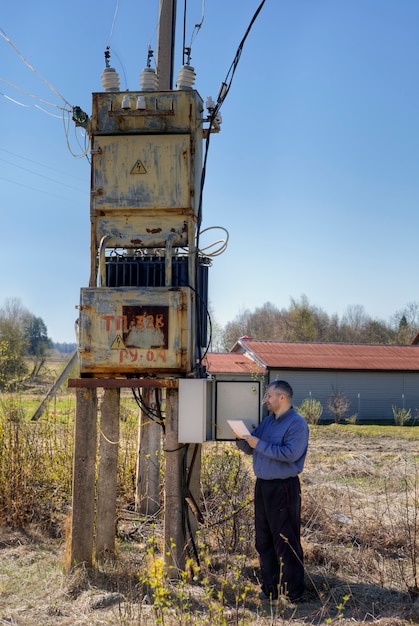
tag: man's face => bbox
[264,387,283,413]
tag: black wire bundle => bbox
[131,387,165,433]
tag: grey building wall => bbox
[268,369,419,423]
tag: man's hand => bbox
[243,435,259,449]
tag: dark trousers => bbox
[255,476,304,600]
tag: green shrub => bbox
[392,405,412,426]
[0,394,73,528]
[297,397,323,424]
[200,444,254,556]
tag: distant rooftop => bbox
[203,352,266,375]
[230,338,419,372]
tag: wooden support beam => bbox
[68,387,97,569]
[164,387,185,575]
[136,388,162,516]
[32,352,78,421]
[157,0,176,90]
[185,444,202,550]
[68,378,179,389]
[96,387,120,560]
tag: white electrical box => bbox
[178,379,262,443]
[178,379,213,443]
[215,381,261,440]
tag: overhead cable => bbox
[0,76,70,111]
[189,0,205,48]
[0,157,86,193]
[213,0,267,118]
[0,91,30,107]
[197,0,267,230]
[0,147,87,182]
[0,175,72,200]
[0,27,73,109]
[182,0,205,65]
[194,0,267,368]
[0,90,64,118]
[62,110,90,159]
[106,0,120,47]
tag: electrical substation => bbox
[67,1,263,572]
[79,87,206,377]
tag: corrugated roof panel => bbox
[234,340,419,371]
[204,353,266,374]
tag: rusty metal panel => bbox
[92,134,193,211]
[91,132,195,248]
[93,210,191,249]
[78,287,194,375]
[89,90,203,251]
[90,91,203,135]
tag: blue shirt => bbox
[236,407,309,480]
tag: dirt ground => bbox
[1,427,419,625]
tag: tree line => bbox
[0,298,50,390]
[2,294,419,389]
[213,295,419,352]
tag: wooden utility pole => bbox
[164,387,185,574]
[156,0,188,575]
[96,388,120,559]
[68,388,97,568]
[136,388,161,516]
[157,0,177,89]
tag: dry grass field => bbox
[0,388,418,624]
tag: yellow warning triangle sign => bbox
[131,160,147,174]
[111,335,126,349]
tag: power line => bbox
[0,76,70,111]
[0,175,76,201]
[0,157,86,194]
[0,27,73,109]
[197,0,268,229]
[214,0,267,117]
[194,0,267,369]
[0,90,29,107]
[0,148,87,182]
[107,0,121,47]
[0,28,89,159]
[62,109,91,160]
[189,0,205,48]
[182,0,205,65]
[0,90,64,118]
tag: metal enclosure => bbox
[78,287,193,375]
[90,91,203,254]
[78,89,205,376]
[178,379,213,443]
[177,379,262,442]
[215,381,262,440]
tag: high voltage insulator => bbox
[176,65,196,90]
[140,67,158,91]
[101,67,120,92]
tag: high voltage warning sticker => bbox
[111,335,125,349]
[131,160,147,174]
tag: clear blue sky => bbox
[1,1,419,343]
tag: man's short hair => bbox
[269,380,293,399]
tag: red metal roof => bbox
[204,352,266,375]
[231,339,419,371]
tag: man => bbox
[234,380,309,603]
